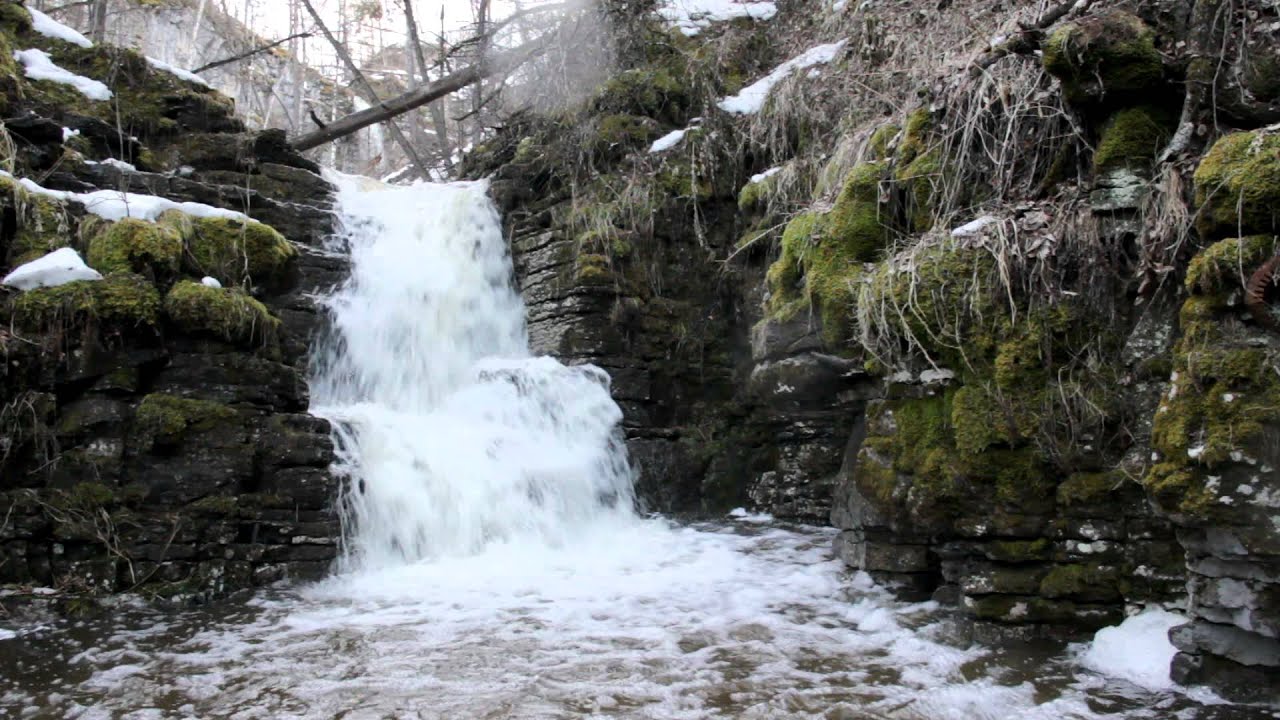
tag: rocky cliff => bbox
[0,0,342,603]
[467,0,1280,703]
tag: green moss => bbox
[867,123,901,161]
[1093,106,1173,173]
[1,177,73,265]
[9,273,161,333]
[986,538,1051,563]
[766,212,822,314]
[1146,255,1280,518]
[171,213,296,289]
[896,149,942,232]
[951,384,1003,453]
[1193,129,1280,239]
[573,253,613,286]
[738,173,777,212]
[1184,235,1276,295]
[1039,564,1121,601]
[1042,11,1163,103]
[133,393,236,449]
[86,219,182,278]
[592,62,691,126]
[1057,471,1122,506]
[592,114,659,158]
[898,109,932,165]
[0,1,33,35]
[825,162,890,262]
[162,279,280,348]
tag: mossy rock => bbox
[162,279,280,348]
[592,54,692,126]
[867,122,901,161]
[765,210,822,316]
[1057,471,1123,507]
[1184,235,1276,295]
[132,393,237,451]
[1193,129,1280,240]
[8,272,161,334]
[1,176,73,266]
[1039,563,1122,602]
[897,109,932,165]
[1146,260,1280,518]
[896,149,942,233]
[0,1,33,36]
[86,218,182,279]
[1092,106,1173,173]
[825,162,891,263]
[166,212,297,289]
[1042,11,1163,104]
[591,114,661,160]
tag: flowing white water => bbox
[310,175,635,570]
[0,177,1255,719]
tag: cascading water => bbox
[310,174,635,570]
[0,174,1242,720]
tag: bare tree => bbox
[299,0,429,176]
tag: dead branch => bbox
[290,36,549,151]
[192,32,313,74]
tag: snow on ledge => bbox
[659,0,777,36]
[2,170,254,224]
[13,49,111,101]
[649,128,687,153]
[749,166,782,184]
[146,57,210,88]
[718,41,847,115]
[1079,608,1185,692]
[28,7,93,48]
[2,247,102,290]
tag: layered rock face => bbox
[0,0,342,601]
[473,0,1280,702]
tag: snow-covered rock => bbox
[13,49,112,101]
[1,248,103,290]
[649,129,687,153]
[27,8,93,48]
[201,276,223,289]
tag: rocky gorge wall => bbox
[0,0,343,604]
[468,0,1280,703]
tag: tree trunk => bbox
[298,0,429,176]
[290,37,546,151]
[403,0,451,169]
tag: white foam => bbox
[1080,608,1185,691]
[27,7,93,48]
[718,41,847,114]
[13,49,111,101]
[2,247,101,290]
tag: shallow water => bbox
[2,517,1272,720]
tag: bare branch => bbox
[192,31,314,74]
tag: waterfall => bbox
[310,174,636,572]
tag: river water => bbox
[0,177,1271,719]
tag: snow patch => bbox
[659,0,778,36]
[1080,608,1185,691]
[4,171,252,223]
[28,7,93,48]
[61,127,79,143]
[749,166,782,184]
[718,41,847,115]
[14,49,112,101]
[145,57,210,88]
[2,247,102,290]
[648,128,687,153]
[951,215,998,238]
[85,158,138,173]
[201,276,222,289]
